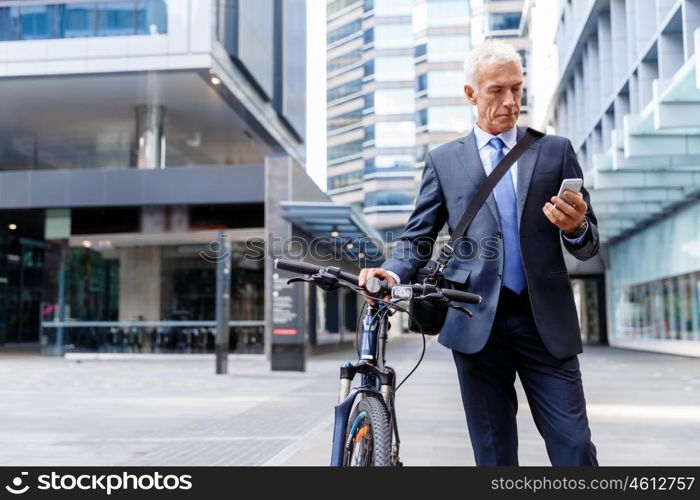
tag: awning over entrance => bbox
[589,28,700,243]
[279,201,386,263]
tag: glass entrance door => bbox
[0,235,45,345]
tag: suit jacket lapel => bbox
[456,131,501,229]
[515,126,542,229]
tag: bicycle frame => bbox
[329,302,401,467]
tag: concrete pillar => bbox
[682,0,700,59]
[135,105,166,169]
[597,12,613,105]
[118,246,161,321]
[611,0,628,84]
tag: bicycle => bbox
[274,258,481,467]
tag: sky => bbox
[305,0,328,191]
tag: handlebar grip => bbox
[274,258,320,275]
[441,288,482,304]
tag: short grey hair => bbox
[463,41,523,90]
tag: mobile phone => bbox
[557,178,583,204]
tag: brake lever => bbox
[449,303,473,317]
[286,270,341,292]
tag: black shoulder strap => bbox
[436,126,545,270]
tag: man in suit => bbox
[358,41,599,466]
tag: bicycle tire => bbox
[343,395,392,467]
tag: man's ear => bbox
[464,85,477,105]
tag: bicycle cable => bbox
[344,283,429,392]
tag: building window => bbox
[363,27,374,45]
[375,121,416,148]
[427,70,465,97]
[328,170,363,190]
[364,154,414,174]
[426,35,470,63]
[365,189,415,207]
[328,108,364,132]
[328,48,363,73]
[97,2,138,37]
[425,105,472,132]
[413,0,470,31]
[373,0,413,17]
[328,140,363,161]
[416,108,427,127]
[328,0,362,17]
[616,272,700,342]
[417,73,428,93]
[327,79,363,103]
[363,59,374,77]
[373,88,415,115]
[374,56,414,82]
[373,23,412,49]
[364,124,375,142]
[488,12,521,31]
[328,18,361,44]
[0,1,168,41]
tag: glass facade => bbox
[426,70,465,97]
[327,80,363,103]
[328,108,363,132]
[373,56,414,81]
[373,23,412,49]
[328,0,361,17]
[487,11,521,32]
[40,239,265,354]
[373,88,415,115]
[364,189,415,207]
[0,1,168,41]
[426,34,470,62]
[328,170,363,190]
[0,233,45,345]
[374,121,415,148]
[327,0,473,233]
[328,139,363,161]
[327,18,361,44]
[419,105,472,132]
[328,48,362,73]
[413,0,470,31]
[372,0,413,17]
[609,202,700,345]
[614,273,700,342]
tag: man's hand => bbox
[542,189,587,236]
[358,268,397,306]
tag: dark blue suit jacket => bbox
[381,126,599,359]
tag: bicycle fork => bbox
[332,304,402,465]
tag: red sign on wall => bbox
[273,328,298,335]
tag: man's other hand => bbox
[358,268,397,306]
[542,189,587,236]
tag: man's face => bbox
[464,60,523,135]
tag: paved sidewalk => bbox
[0,339,698,466]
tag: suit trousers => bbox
[452,286,598,466]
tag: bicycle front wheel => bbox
[343,395,392,466]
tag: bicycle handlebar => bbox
[274,258,482,305]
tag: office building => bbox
[327,0,531,243]
[544,0,700,356]
[0,0,378,356]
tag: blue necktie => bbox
[489,137,527,294]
